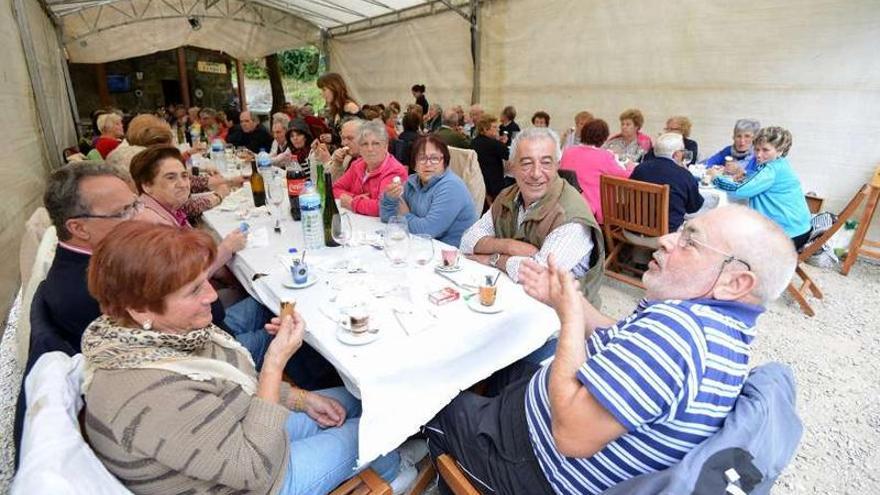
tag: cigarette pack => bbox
[428,287,460,305]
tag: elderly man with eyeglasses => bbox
[459,127,605,306]
[424,205,797,495]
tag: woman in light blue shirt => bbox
[381,136,477,246]
[714,126,812,249]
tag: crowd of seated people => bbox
[32,69,820,494]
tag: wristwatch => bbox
[488,253,501,268]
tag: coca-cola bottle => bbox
[287,159,307,221]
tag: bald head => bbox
[644,205,796,306]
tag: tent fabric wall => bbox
[477,0,880,227]
[0,0,67,327]
[328,9,473,109]
[60,0,320,64]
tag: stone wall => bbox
[69,46,236,122]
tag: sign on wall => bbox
[197,61,227,74]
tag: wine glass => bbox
[266,170,285,229]
[384,217,410,267]
[332,213,353,247]
[412,234,434,266]
[680,149,694,166]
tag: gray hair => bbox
[97,113,121,133]
[357,120,388,144]
[722,205,797,305]
[753,126,793,157]
[733,119,761,136]
[44,161,128,241]
[272,112,291,128]
[653,132,685,160]
[510,127,562,163]
[442,108,460,127]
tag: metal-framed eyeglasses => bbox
[69,198,144,220]
[675,222,751,271]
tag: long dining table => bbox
[203,184,559,466]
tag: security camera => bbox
[188,17,201,31]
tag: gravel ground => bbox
[1,261,878,493]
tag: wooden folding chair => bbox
[600,175,670,288]
[787,186,871,316]
[330,460,437,495]
[436,455,480,495]
[842,166,880,275]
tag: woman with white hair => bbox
[332,121,408,216]
[713,126,812,249]
[704,118,761,178]
[94,113,125,159]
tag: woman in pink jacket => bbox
[560,119,636,224]
[333,121,408,216]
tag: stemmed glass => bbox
[265,170,285,230]
[384,216,410,267]
[412,234,434,266]
[331,213,353,247]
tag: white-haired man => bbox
[313,117,364,182]
[425,205,797,495]
[434,107,471,149]
[465,103,484,139]
[460,127,604,305]
[631,132,704,231]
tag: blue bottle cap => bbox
[239,222,250,232]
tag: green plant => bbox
[243,60,267,79]
[278,46,321,81]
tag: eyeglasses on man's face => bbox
[70,198,144,221]
[674,222,752,271]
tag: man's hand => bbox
[504,239,539,257]
[331,146,350,166]
[465,253,491,266]
[520,258,551,305]
[339,194,354,210]
[319,133,333,144]
[302,393,347,428]
[547,261,586,333]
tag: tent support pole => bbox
[56,28,83,141]
[236,58,247,110]
[320,29,331,71]
[177,47,191,108]
[470,0,480,105]
[12,0,63,168]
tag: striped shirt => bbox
[525,298,763,494]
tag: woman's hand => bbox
[385,181,403,200]
[220,229,247,253]
[263,313,305,370]
[397,199,410,215]
[303,392,347,428]
[226,175,245,188]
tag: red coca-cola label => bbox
[287,178,306,196]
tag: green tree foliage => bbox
[242,46,321,81]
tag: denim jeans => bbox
[280,387,400,495]
[224,297,342,390]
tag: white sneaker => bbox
[389,439,429,494]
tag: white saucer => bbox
[336,326,380,345]
[435,264,463,273]
[282,275,319,289]
[466,296,504,314]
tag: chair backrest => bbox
[805,193,824,214]
[600,175,670,237]
[447,146,486,216]
[16,224,58,371]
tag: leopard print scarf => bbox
[81,315,257,395]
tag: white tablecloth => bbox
[203,186,559,465]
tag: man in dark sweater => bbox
[226,110,273,153]
[630,132,704,231]
[42,163,144,351]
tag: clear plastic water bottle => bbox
[299,181,325,250]
[256,148,272,181]
[211,139,226,173]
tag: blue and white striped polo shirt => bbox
[525,298,763,494]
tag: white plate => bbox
[282,275,319,289]
[466,295,504,314]
[336,326,380,345]
[435,264,463,273]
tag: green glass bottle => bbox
[322,171,339,247]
